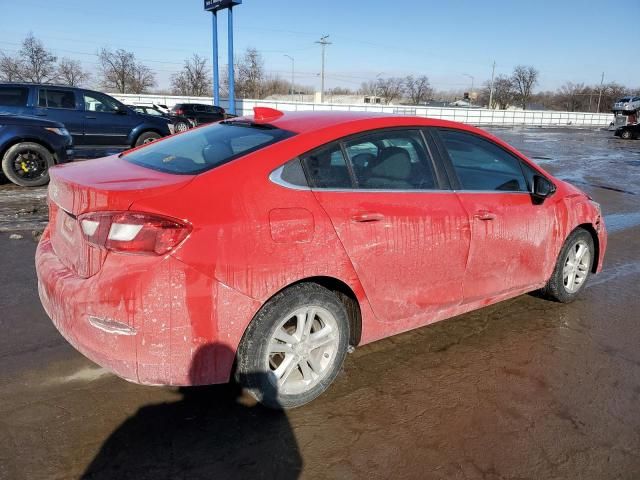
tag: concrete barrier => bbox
[112,93,614,128]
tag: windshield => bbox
[124,122,295,174]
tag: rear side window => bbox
[39,89,76,109]
[0,86,29,107]
[439,129,527,192]
[124,122,295,174]
[300,144,353,189]
[343,129,436,190]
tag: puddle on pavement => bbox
[604,212,640,233]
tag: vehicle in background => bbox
[614,123,639,140]
[0,83,173,151]
[0,113,73,187]
[170,103,226,126]
[611,95,640,131]
[128,105,192,133]
[36,108,607,409]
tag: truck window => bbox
[0,86,29,107]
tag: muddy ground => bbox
[0,128,639,480]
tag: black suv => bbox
[170,103,226,126]
[0,83,174,151]
[0,113,73,187]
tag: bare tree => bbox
[57,57,90,86]
[235,48,264,99]
[511,65,539,110]
[556,82,588,111]
[376,77,404,104]
[484,75,515,109]
[171,54,211,96]
[359,80,377,96]
[98,48,154,93]
[0,52,23,82]
[129,64,155,93]
[404,75,432,105]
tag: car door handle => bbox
[34,112,47,116]
[85,115,97,119]
[474,210,496,221]
[351,213,384,223]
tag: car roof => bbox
[241,110,476,135]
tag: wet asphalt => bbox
[0,128,639,479]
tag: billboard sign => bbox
[204,0,241,11]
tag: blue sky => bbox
[0,0,637,92]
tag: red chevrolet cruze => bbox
[36,108,607,408]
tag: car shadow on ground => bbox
[81,344,302,480]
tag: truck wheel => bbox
[1,142,52,187]
[134,131,161,147]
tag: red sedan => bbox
[36,108,607,408]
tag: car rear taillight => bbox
[78,211,191,255]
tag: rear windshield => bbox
[124,121,295,174]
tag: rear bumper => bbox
[36,229,259,386]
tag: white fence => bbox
[112,93,614,128]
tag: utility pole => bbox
[596,72,605,113]
[315,35,331,103]
[284,54,295,101]
[488,61,496,109]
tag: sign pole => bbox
[211,10,220,107]
[227,6,236,114]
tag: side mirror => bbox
[115,105,128,115]
[532,175,555,204]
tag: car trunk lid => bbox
[48,155,194,278]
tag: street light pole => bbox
[596,72,605,113]
[284,54,295,102]
[315,35,331,103]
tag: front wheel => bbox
[236,283,350,409]
[134,131,161,147]
[174,121,189,133]
[1,142,52,187]
[541,228,594,303]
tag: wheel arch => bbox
[255,275,363,348]
[0,137,56,163]
[575,223,600,273]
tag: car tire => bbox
[541,228,594,303]
[174,121,189,133]
[620,130,633,140]
[1,142,53,187]
[134,131,161,147]
[236,283,350,409]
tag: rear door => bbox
[305,128,471,325]
[34,87,84,144]
[434,128,557,303]
[82,91,138,147]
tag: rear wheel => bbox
[541,228,594,303]
[1,142,52,187]
[236,283,350,409]
[134,131,161,147]
[174,121,189,133]
[620,129,633,140]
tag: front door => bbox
[82,91,137,147]
[435,128,557,303]
[303,129,471,325]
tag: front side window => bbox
[439,129,527,192]
[344,129,436,190]
[0,86,29,107]
[125,122,295,174]
[300,144,353,189]
[84,92,119,113]
[38,89,76,109]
